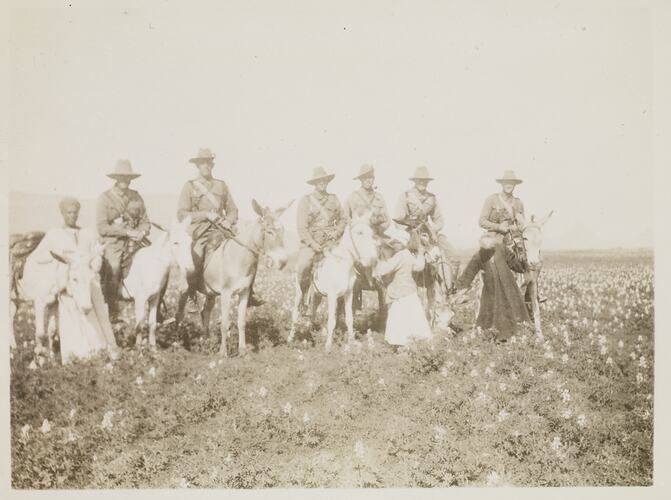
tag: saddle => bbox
[9,232,45,299]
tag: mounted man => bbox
[295,167,347,313]
[176,147,263,307]
[345,164,390,313]
[394,166,458,293]
[96,160,151,322]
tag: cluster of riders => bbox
[10,147,552,363]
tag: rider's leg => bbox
[296,245,316,314]
[101,243,123,322]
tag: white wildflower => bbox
[378,378,385,386]
[550,436,562,451]
[148,366,157,378]
[434,425,447,440]
[606,357,613,365]
[283,402,293,415]
[618,340,624,349]
[486,471,501,486]
[561,389,571,403]
[208,361,216,369]
[636,373,644,384]
[101,411,114,430]
[499,383,507,392]
[195,374,202,381]
[562,408,573,419]
[354,440,365,459]
[20,424,31,438]
[40,419,51,434]
[638,356,647,368]
[104,362,114,371]
[179,478,190,488]
[258,386,268,398]
[576,414,587,428]
[28,360,37,371]
[68,409,76,420]
[435,387,442,396]
[484,366,493,377]
[470,369,479,377]
[135,376,143,386]
[561,353,569,364]
[497,409,510,422]
[66,430,77,443]
[302,412,310,424]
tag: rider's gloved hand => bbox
[205,211,219,222]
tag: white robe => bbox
[22,226,117,363]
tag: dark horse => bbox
[352,219,456,328]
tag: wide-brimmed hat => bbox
[189,147,216,164]
[496,170,523,185]
[353,164,375,180]
[409,166,434,181]
[307,167,335,185]
[107,159,141,180]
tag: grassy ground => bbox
[10,252,654,488]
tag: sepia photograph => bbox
[2,0,669,495]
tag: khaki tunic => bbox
[296,192,346,251]
[479,193,525,241]
[177,176,238,241]
[345,188,390,236]
[394,187,444,231]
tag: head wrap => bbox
[385,226,411,246]
[59,197,81,213]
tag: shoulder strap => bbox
[497,193,516,218]
[355,190,373,210]
[309,193,330,218]
[406,190,427,216]
[192,179,221,209]
[106,189,127,207]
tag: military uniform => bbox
[96,186,150,317]
[176,175,238,267]
[394,186,457,288]
[345,187,390,236]
[296,190,346,293]
[479,192,527,273]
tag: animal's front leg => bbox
[147,296,159,350]
[344,290,355,345]
[325,294,337,352]
[218,291,232,357]
[288,276,302,343]
[237,288,250,355]
[33,299,47,356]
[134,295,147,349]
[202,295,215,337]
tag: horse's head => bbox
[252,199,293,270]
[348,211,378,268]
[521,211,553,266]
[168,216,195,274]
[50,248,101,314]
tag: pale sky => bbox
[7,0,653,249]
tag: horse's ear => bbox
[50,251,70,264]
[275,199,295,217]
[538,210,554,227]
[252,199,265,217]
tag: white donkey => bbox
[121,216,194,349]
[288,212,379,351]
[519,211,553,336]
[176,200,292,357]
[15,235,104,356]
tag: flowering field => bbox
[10,251,654,488]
